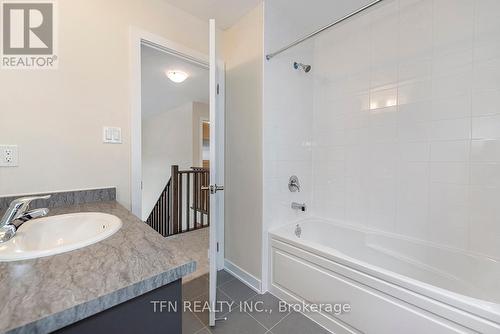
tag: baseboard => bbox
[224,259,262,294]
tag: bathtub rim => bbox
[268,218,500,325]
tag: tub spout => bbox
[291,202,307,212]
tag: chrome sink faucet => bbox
[0,195,51,243]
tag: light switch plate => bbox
[0,145,19,167]
[103,127,122,144]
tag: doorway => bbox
[130,27,225,327]
[140,43,210,232]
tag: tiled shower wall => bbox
[263,39,314,230]
[311,0,500,258]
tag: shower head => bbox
[294,62,311,73]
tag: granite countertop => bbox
[0,201,196,334]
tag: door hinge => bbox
[217,84,220,95]
[216,242,219,252]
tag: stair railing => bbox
[146,165,209,237]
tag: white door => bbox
[208,19,225,327]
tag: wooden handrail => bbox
[146,165,209,237]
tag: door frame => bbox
[129,28,225,269]
[130,27,209,220]
[198,118,210,167]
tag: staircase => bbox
[146,165,210,237]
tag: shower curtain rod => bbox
[265,0,385,61]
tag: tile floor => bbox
[182,270,332,334]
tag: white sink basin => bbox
[0,212,122,262]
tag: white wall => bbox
[223,3,264,280]
[265,0,500,261]
[0,0,209,208]
[142,103,192,220]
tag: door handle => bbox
[201,185,224,194]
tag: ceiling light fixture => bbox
[166,70,189,83]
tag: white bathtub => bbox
[269,219,500,334]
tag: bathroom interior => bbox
[1,0,499,334]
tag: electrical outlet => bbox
[0,145,18,167]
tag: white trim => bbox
[129,27,210,220]
[224,259,262,294]
[216,60,226,271]
[199,118,209,167]
[209,20,218,327]
[261,3,269,294]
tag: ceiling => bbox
[163,0,261,30]
[141,44,209,118]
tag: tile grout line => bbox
[214,278,266,332]
[187,272,278,333]
[183,270,237,302]
[265,310,294,333]
[193,325,209,334]
[187,275,333,334]
[244,305,290,333]
[186,274,240,332]
[189,311,207,333]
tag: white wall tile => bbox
[399,0,433,60]
[266,0,500,258]
[430,141,470,162]
[470,230,500,260]
[396,160,430,238]
[471,140,500,162]
[428,206,469,249]
[473,57,500,92]
[432,69,472,99]
[371,64,399,90]
[433,48,473,77]
[398,142,430,162]
[429,183,469,207]
[469,185,500,222]
[399,80,432,105]
[398,101,432,124]
[472,90,500,116]
[431,94,471,120]
[432,0,474,51]
[470,163,500,187]
[430,118,471,141]
[399,124,430,145]
[469,186,500,255]
[472,114,500,140]
[474,0,500,63]
[474,0,500,55]
[399,58,432,84]
[430,162,469,185]
[370,88,398,110]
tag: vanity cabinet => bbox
[55,279,182,334]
